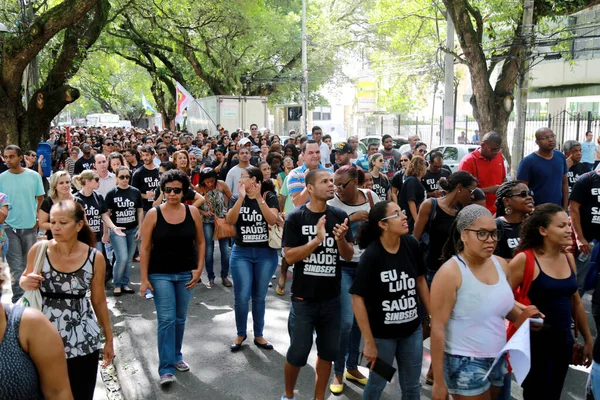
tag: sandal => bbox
[275,283,285,295]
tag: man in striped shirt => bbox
[288,140,333,207]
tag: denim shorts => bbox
[444,353,508,396]
[286,296,341,367]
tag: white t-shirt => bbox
[225,165,244,195]
[320,142,331,167]
[327,188,380,263]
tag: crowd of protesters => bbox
[0,122,599,400]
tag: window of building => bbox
[312,106,331,121]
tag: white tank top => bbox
[445,255,514,358]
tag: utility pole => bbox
[301,0,309,136]
[443,13,455,145]
[511,0,534,177]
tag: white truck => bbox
[185,96,269,134]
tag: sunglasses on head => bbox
[118,175,130,180]
[164,187,183,194]
[508,189,534,198]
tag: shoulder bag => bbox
[506,248,535,339]
[204,191,236,240]
[17,240,49,310]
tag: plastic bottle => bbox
[36,142,52,177]
[578,240,597,262]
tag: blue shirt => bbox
[0,169,44,229]
[356,155,369,171]
[517,150,567,206]
[582,140,597,164]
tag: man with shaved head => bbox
[517,127,568,208]
[458,131,506,213]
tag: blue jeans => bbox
[362,326,423,400]
[591,361,600,398]
[203,223,231,280]
[149,271,194,377]
[111,226,138,288]
[333,266,361,375]
[444,353,507,397]
[230,245,278,337]
[6,227,37,303]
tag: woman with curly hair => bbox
[509,203,593,400]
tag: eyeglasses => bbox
[401,159,409,162]
[164,187,183,194]
[105,142,114,146]
[335,180,354,190]
[164,136,171,139]
[537,134,556,141]
[118,175,130,180]
[507,189,534,198]
[464,229,502,241]
[468,187,478,194]
[159,152,168,156]
[381,209,406,221]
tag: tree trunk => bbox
[443,0,521,163]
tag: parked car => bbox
[424,144,511,177]
[425,144,478,173]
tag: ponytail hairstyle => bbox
[438,170,477,193]
[357,168,366,185]
[495,180,523,217]
[72,169,98,191]
[51,200,96,248]
[245,166,264,183]
[516,203,564,253]
[441,219,462,262]
[357,201,393,249]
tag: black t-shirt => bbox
[494,217,522,260]
[372,174,390,200]
[569,171,600,241]
[129,162,143,175]
[40,197,55,240]
[282,204,353,300]
[228,192,278,247]
[399,176,426,225]
[104,186,143,230]
[74,156,94,174]
[349,236,425,339]
[422,169,450,194]
[131,166,160,211]
[74,191,108,240]
[567,163,589,194]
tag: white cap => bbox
[238,138,251,146]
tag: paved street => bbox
[107,250,596,400]
[1,250,595,400]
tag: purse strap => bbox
[33,240,49,275]
[366,190,374,208]
[202,189,217,215]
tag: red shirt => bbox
[458,149,506,214]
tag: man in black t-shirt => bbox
[564,140,590,195]
[569,170,600,297]
[131,145,160,213]
[422,151,450,198]
[281,169,353,400]
[73,144,94,174]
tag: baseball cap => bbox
[239,138,251,146]
[251,145,260,153]
[332,142,353,154]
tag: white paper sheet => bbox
[483,318,534,385]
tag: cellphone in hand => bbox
[367,357,397,382]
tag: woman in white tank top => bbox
[429,205,541,400]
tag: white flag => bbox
[176,82,194,118]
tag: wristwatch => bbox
[258,200,266,205]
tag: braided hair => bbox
[495,181,522,217]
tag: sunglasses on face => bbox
[164,187,183,194]
[118,175,130,180]
[401,159,409,162]
[507,189,534,198]
[417,149,426,154]
[105,142,114,146]
[464,229,502,241]
[335,179,354,190]
[92,177,100,182]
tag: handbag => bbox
[17,240,49,310]
[204,191,236,240]
[268,224,283,249]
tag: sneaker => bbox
[222,277,233,287]
[207,279,215,288]
[159,374,174,385]
[175,361,190,372]
[121,285,135,294]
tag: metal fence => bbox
[356,110,600,157]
